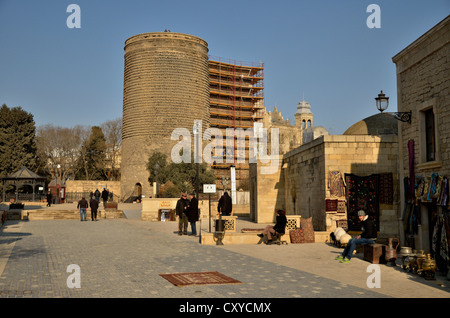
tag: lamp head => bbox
[375,90,389,112]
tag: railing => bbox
[3,193,47,202]
[65,192,120,203]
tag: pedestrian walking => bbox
[101,188,109,205]
[175,193,189,235]
[187,193,199,236]
[94,189,100,202]
[77,197,89,221]
[89,197,99,221]
[46,191,52,207]
[218,191,232,216]
[336,210,377,263]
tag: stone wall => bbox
[394,17,449,176]
[65,180,121,198]
[283,137,325,230]
[393,16,450,250]
[249,155,285,223]
[393,16,450,178]
[283,134,399,234]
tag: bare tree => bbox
[36,124,90,181]
[101,118,122,180]
[36,119,122,181]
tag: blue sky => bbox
[0,0,448,134]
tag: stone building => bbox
[392,15,450,256]
[250,16,449,246]
[262,96,328,155]
[121,32,210,201]
[251,112,399,238]
[262,106,301,155]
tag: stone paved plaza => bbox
[0,205,448,302]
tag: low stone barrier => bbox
[25,210,124,221]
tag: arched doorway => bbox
[135,183,142,202]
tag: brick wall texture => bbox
[121,32,210,200]
[393,16,450,177]
[282,135,398,231]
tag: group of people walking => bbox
[89,188,111,205]
[77,196,100,221]
[77,188,111,221]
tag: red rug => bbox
[160,271,242,287]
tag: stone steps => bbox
[25,210,124,221]
[26,210,82,220]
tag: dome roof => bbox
[302,126,329,144]
[343,113,398,135]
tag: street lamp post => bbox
[193,120,201,199]
[54,164,61,204]
[375,90,411,123]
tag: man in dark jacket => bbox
[101,188,109,206]
[176,193,189,235]
[89,197,99,221]
[336,210,377,263]
[187,193,199,236]
[94,189,101,202]
[46,191,52,207]
[77,197,89,221]
[218,192,232,216]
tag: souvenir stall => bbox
[398,140,450,280]
[401,173,450,279]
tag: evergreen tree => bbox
[75,126,107,180]
[0,104,38,179]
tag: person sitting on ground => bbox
[258,210,287,242]
[336,210,377,263]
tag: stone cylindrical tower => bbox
[121,32,210,201]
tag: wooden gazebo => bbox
[1,166,47,202]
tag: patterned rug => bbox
[159,271,242,287]
[325,199,338,211]
[328,170,345,197]
[345,173,380,231]
[379,173,393,204]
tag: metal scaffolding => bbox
[208,56,265,190]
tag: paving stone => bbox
[0,217,448,300]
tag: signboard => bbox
[203,184,216,194]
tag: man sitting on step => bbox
[335,210,377,263]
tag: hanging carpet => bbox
[345,174,380,232]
